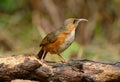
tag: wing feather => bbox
[40,32,57,46]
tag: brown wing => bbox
[40,31,58,46]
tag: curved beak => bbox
[78,19,88,22]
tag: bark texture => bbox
[0,54,120,82]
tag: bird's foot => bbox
[39,59,53,69]
[61,60,67,63]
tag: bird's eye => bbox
[73,19,77,24]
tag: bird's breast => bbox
[58,28,75,53]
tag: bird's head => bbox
[63,18,88,29]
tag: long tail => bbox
[37,48,47,60]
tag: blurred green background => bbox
[0,0,120,63]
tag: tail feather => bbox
[37,48,44,59]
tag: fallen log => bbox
[0,54,120,82]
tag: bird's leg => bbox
[40,52,45,63]
[57,54,66,63]
[43,51,47,59]
[41,51,47,63]
[40,51,53,68]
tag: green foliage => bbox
[94,23,104,37]
[0,0,15,11]
[62,42,81,59]
[0,0,26,12]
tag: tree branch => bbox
[0,54,120,82]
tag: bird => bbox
[37,18,88,62]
